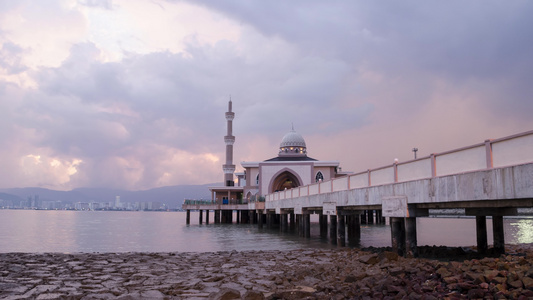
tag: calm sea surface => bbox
[0,210,532,253]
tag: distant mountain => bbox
[0,183,219,209]
[0,192,25,203]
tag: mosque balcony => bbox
[223,164,235,174]
[224,136,235,145]
[225,112,235,120]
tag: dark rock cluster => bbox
[0,245,532,299]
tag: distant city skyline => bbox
[1,1,532,191]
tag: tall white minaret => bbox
[223,100,235,186]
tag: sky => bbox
[1,0,532,191]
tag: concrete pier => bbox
[186,210,190,225]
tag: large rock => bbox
[210,288,241,300]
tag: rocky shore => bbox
[1,245,533,299]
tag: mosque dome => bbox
[280,130,307,148]
[278,129,307,157]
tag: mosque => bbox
[208,100,352,203]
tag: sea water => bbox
[0,210,532,253]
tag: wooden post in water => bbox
[476,216,488,254]
[493,215,505,255]
[199,210,203,224]
[405,217,418,257]
[337,213,346,247]
[206,210,209,224]
[186,210,190,224]
[330,215,337,245]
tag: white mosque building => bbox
[209,100,351,204]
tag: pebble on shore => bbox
[1,245,533,299]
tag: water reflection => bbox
[509,219,533,244]
[0,210,531,253]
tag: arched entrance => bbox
[270,171,302,193]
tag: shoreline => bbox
[1,245,533,299]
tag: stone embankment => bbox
[1,245,533,299]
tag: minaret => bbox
[223,100,235,186]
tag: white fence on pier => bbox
[267,130,533,202]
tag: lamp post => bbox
[412,148,418,159]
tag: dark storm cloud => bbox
[182,0,533,118]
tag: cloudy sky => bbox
[1,0,532,191]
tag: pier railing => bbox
[267,130,533,201]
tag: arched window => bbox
[315,171,324,183]
[256,174,260,185]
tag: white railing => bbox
[266,130,533,201]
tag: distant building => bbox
[114,196,121,209]
[208,100,351,203]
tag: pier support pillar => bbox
[304,214,311,238]
[258,212,264,229]
[493,215,505,255]
[360,211,367,224]
[337,213,346,247]
[205,210,209,224]
[186,210,190,225]
[214,210,220,224]
[297,215,303,237]
[221,210,226,224]
[329,215,337,245]
[199,210,203,224]
[280,214,289,232]
[249,211,254,224]
[368,210,374,224]
[476,216,488,255]
[391,217,405,256]
[266,212,272,229]
[347,214,361,245]
[319,214,328,238]
[405,217,418,257]
[290,213,295,230]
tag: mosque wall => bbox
[259,163,313,194]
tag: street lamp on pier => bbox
[412,148,418,159]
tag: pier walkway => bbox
[183,130,533,256]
